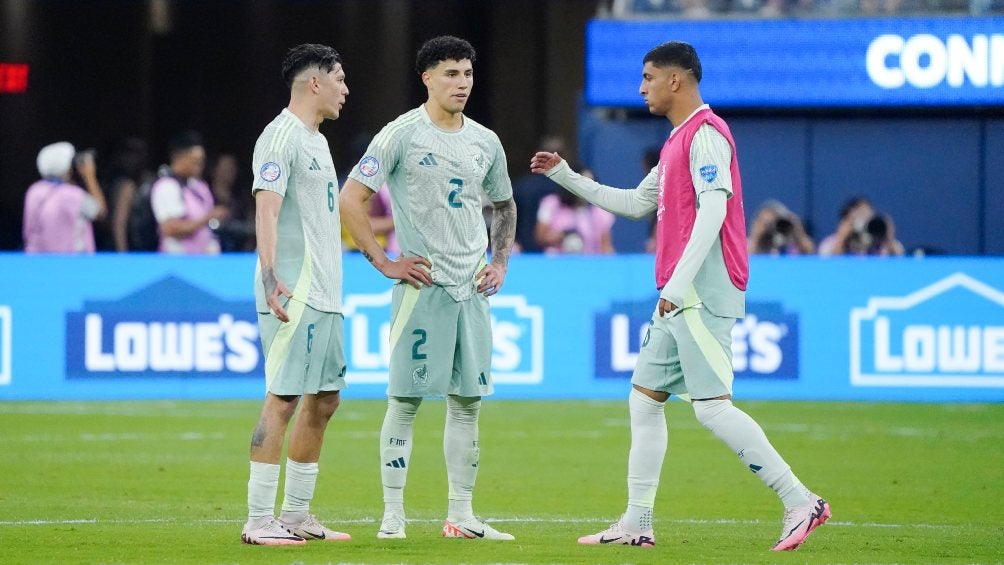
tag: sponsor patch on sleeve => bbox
[359,155,380,177]
[699,164,718,183]
[260,161,282,183]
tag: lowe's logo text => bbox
[76,314,258,373]
[342,290,543,384]
[66,277,261,378]
[594,299,798,380]
[867,34,1004,89]
[850,273,1004,388]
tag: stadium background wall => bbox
[0,0,595,251]
[0,253,1002,403]
[1,3,1002,254]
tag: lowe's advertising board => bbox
[586,17,1004,107]
[0,253,1002,402]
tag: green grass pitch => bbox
[1,399,1001,564]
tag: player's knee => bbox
[692,398,731,429]
[266,393,300,422]
[387,396,422,425]
[316,390,341,419]
[447,395,481,424]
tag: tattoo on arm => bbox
[361,249,375,264]
[490,199,517,269]
[261,267,278,297]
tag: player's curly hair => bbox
[643,41,702,83]
[282,43,342,88]
[415,36,476,76]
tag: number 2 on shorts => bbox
[411,329,428,360]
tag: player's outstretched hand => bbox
[476,263,506,296]
[530,151,563,175]
[381,255,433,289]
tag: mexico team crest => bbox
[412,365,428,386]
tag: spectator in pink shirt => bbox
[23,142,107,253]
[150,131,228,254]
[535,166,615,254]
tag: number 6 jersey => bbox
[252,109,343,314]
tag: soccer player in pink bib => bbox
[530,41,830,552]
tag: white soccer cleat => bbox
[240,517,307,546]
[442,517,515,540]
[578,521,655,547]
[377,513,407,539]
[771,494,832,551]
[280,513,351,542]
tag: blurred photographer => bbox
[748,200,814,255]
[819,196,904,257]
[836,212,904,256]
[23,142,108,253]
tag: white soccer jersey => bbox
[349,105,513,302]
[252,109,343,313]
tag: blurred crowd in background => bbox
[22,133,911,258]
[15,0,999,259]
[23,133,254,256]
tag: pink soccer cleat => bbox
[771,495,831,551]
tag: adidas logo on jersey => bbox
[308,157,321,171]
[385,457,406,469]
[418,153,438,167]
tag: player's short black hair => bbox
[415,36,476,76]
[282,43,342,88]
[168,130,203,159]
[643,41,702,83]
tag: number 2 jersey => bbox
[348,104,513,302]
[251,109,343,313]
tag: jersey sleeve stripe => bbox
[267,117,296,155]
[373,111,421,152]
[692,125,732,164]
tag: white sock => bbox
[623,389,666,532]
[247,461,280,520]
[381,396,421,515]
[279,458,318,522]
[693,399,812,509]
[445,395,480,523]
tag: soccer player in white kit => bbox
[340,36,518,541]
[531,41,831,552]
[241,43,352,546]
